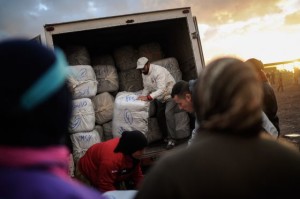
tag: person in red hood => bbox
[76,130,148,192]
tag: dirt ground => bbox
[272,71,300,137]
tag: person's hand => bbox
[137,96,148,101]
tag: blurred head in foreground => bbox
[0,38,72,148]
[193,57,263,136]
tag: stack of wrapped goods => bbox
[65,45,101,177]
[91,52,118,142]
[114,45,143,92]
[62,42,191,176]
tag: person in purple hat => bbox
[0,38,105,199]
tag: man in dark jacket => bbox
[246,58,280,135]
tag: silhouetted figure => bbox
[277,72,284,92]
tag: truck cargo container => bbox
[44,7,205,169]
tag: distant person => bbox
[271,70,275,84]
[136,57,190,149]
[76,130,148,192]
[0,39,105,199]
[134,57,300,199]
[277,71,284,92]
[246,58,280,136]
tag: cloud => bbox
[285,11,300,24]
[190,0,282,25]
[1,0,299,63]
[0,0,285,39]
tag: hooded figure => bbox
[77,130,148,192]
[0,38,105,199]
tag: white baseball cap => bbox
[136,57,149,69]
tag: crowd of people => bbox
[1,38,300,199]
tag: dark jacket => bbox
[135,132,300,199]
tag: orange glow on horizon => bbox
[276,62,300,72]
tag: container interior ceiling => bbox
[52,17,197,80]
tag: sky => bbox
[1,0,300,65]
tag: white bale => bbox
[68,65,98,99]
[92,92,114,125]
[93,65,119,93]
[112,91,158,143]
[151,57,182,82]
[69,98,95,133]
[70,129,101,164]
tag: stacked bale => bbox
[68,65,98,99]
[60,42,190,174]
[114,45,143,92]
[70,130,101,164]
[138,42,164,62]
[151,57,182,82]
[91,53,118,143]
[93,64,119,93]
[112,91,161,144]
[66,48,100,171]
[64,45,91,65]
[92,92,114,125]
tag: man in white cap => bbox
[136,57,190,149]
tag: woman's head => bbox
[193,57,263,135]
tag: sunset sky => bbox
[1,0,300,65]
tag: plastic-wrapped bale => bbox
[112,91,160,143]
[68,65,98,99]
[69,98,95,133]
[91,54,115,66]
[64,45,91,65]
[113,45,139,71]
[151,57,182,82]
[138,42,164,62]
[70,129,101,164]
[93,65,119,93]
[147,117,163,143]
[103,121,113,141]
[118,69,143,92]
[92,92,114,125]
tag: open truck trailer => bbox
[43,7,205,169]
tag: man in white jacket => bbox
[136,57,190,149]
